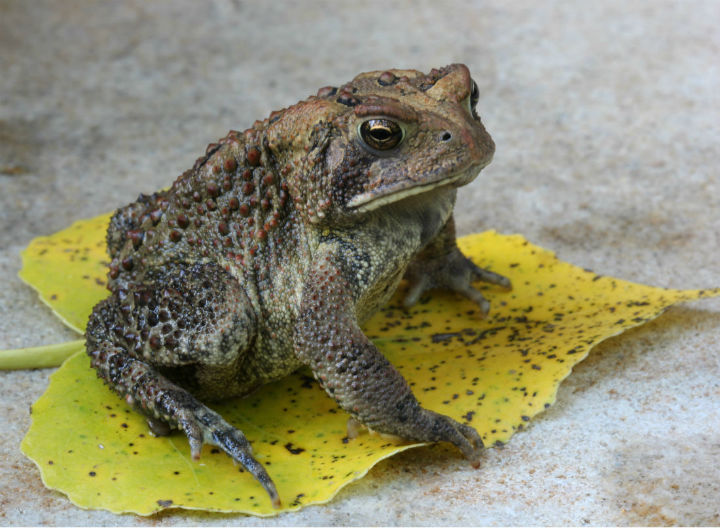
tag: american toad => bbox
[86,64,510,507]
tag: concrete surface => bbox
[1,1,719,525]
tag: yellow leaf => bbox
[17,214,720,515]
[18,213,112,333]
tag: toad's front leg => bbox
[294,247,483,465]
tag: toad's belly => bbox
[190,341,303,400]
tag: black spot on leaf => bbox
[284,442,305,455]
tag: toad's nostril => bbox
[441,131,452,142]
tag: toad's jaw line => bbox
[347,166,480,213]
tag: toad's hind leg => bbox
[85,262,280,508]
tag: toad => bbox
[86,64,510,507]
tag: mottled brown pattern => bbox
[85,64,509,507]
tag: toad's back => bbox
[105,127,306,302]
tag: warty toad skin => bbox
[85,64,511,507]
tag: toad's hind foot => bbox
[172,398,282,509]
[85,262,281,506]
[87,344,280,508]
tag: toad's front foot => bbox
[403,247,511,316]
[413,408,485,467]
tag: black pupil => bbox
[371,127,392,141]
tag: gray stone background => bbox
[1,1,719,525]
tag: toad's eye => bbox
[359,119,404,151]
[470,79,479,109]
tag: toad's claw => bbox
[453,284,491,316]
[178,415,205,460]
[211,428,281,508]
[147,416,172,437]
[403,274,430,309]
[174,405,281,508]
[469,261,512,290]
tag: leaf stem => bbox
[0,340,84,370]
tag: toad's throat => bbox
[347,166,481,213]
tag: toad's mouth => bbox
[346,164,484,213]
